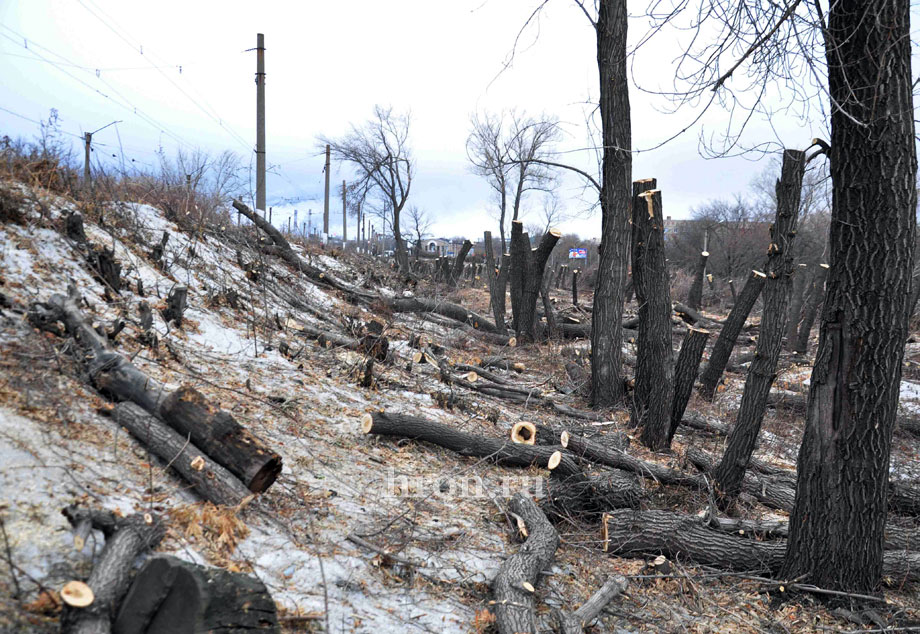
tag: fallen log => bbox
[159,387,282,494]
[389,296,499,333]
[493,494,559,634]
[61,508,166,634]
[552,576,628,634]
[31,286,283,494]
[112,556,279,634]
[601,508,920,585]
[112,402,251,506]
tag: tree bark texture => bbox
[713,149,806,501]
[782,0,918,595]
[517,229,562,342]
[697,269,766,400]
[159,387,282,494]
[590,0,632,408]
[783,263,809,348]
[449,239,473,287]
[509,221,528,331]
[484,231,510,333]
[112,402,251,507]
[686,249,709,311]
[113,556,279,634]
[492,494,559,634]
[61,511,166,634]
[571,269,579,306]
[793,264,829,354]
[669,327,710,443]
[630,185,674,450]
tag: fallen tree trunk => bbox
[552,575,628,634]
[61,509,166,634]
[113,555,279,634]
[112,402,251,507]
[159,387,282,494]
[389,296,499,333]
[493,494,559,634]
[601,508,920,585]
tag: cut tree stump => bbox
[161,285,187,327]
[113,555,279,634]
[669,327,710,443]
[492,494,559,634]
[61,509,166,634]
[112,402,251,506]
[159,387,282,494]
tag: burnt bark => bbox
[697,269,766,400]
[630,184,674,450]
[112,402,251,506]
[113,556,279,634]
[713,149,806,502]
[493,494,559,634]
[159,387,282,493]
[590,0,632,408]
[782,0,918,595]
[669,327,710,443]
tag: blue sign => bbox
[569,248,588,259]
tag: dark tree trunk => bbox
[713,149,806,502]
[112,402,250,506]
[571,269,579,306]
[782,0,918,594]
[793,264,829,354]
[669,326,710,443]
[492,494,559,634]
[61,510,166,634]
[783,263,809,348]
[630,184,674,450]
[517,229,562,342]
[509,220,528,331]
[449,239,473,287]
[590,0,632,407]
[159,387,283,493]
[388,296,499,333]
[161,285,187,327]
[484,231,509,333]
[541,275,557,340]
[686,249,709,311]
[697,269,766,400]
[113,556,279,634]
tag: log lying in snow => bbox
[61,508,166,634]
[601,508,920,585]
[362,412,641,514]
[159,387,282,494]
[492,494,559,634]
[388,296,499,333]
[113,556,279,634]
[112,402,251,506]
[30,285,282,494]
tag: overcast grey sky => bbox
[0,0,830,239]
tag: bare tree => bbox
[406,205,432,262]
[321,106,413,272]
[467,110,560,253]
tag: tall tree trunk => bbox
[712,149,806,502]
[669,326,710,444]
[782,0,917,594]
[783,263,809,348]
[686,248,709,311]
[590,0,632,407]
[484,231,509,334]
[517,230,562,343]
[793,264,829,354]
[509,221,528,331]
[630,184,674,450]
[697,269,767,400]
[393,206,410,273]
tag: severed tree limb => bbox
[492,493,559,634]
[61,509,166,634]
[552,575,628,634]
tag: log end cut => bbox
[61,580,94,608]
[510,421,537,445]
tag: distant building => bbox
[424,238,471,257]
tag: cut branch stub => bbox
[61,581,94,608]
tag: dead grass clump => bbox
[0,185,26,224]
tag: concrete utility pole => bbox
[83,133,92,195]
[255,33,266,213]
[342,180,347,242]
[323,144,331,236]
